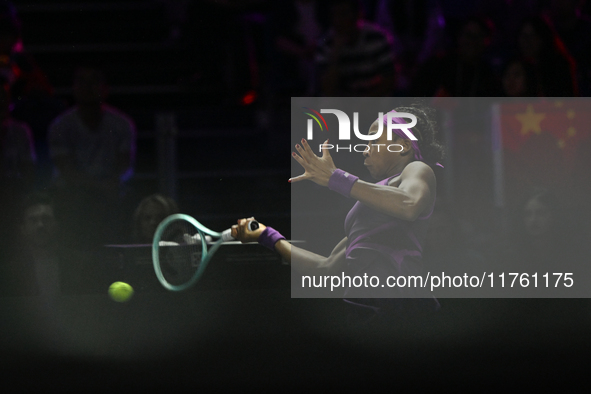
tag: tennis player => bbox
[232,104,445,323]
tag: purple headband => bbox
[380,110,444,168]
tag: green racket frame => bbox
[152,213,226,291]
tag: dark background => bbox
[1,0,590,390]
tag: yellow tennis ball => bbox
[109,282,134,302]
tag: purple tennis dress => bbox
[343,172,439,313]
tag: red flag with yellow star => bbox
[501,100,588,160]
[499,99,591,209]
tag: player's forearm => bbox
[276,241,336,276]
[274,239,292,262]
[349,180,421,221]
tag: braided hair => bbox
[392,103,445,167]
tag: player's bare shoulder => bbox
[388,161,434,187]
[403,161,435,181]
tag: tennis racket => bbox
[152,214,259,291]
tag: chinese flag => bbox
[499,99,591,210]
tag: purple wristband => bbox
[328,169,359,198]
[258,227,286,251]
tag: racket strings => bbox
[153,214,227,291]
[158,219,204,287]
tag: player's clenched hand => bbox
[231,217,265,243]
[289,138,336,186]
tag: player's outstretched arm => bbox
[276,236,347,276]
[291,139,436,221]
[231,218,347,275]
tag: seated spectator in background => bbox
[517,16,578,97]
[315,0,395,96]
[411,17,501,97]
[0,193,56,296]
[131,194,179,244]
[13,192,60,297]
[0,1,64,187]
[501,58,539,97]
[48,66,136,248]
[271,0,329,98]
[49,66,136,194]
[502,189,584,274]
[0,192,99,297]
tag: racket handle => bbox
[221,220,260,242]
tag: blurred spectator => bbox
[271,0,329,98]
[0,82,35,255]
[475,0,542,69]
[14,192,60,297]
[501,58,539,97]
[49,67,136,198]
[0,82,35,190]
[0,192,101,297]
[0,193,54,296]
[48,66,136,248]
[502,189,584,274]
[411,17,501,96]
[315,0,395,96]
[516,16,578,96]
[543,0,591,95]
[0,1,65,187]
[183,0,270,103]
[132,194,179,244]
[371,0,447,93]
